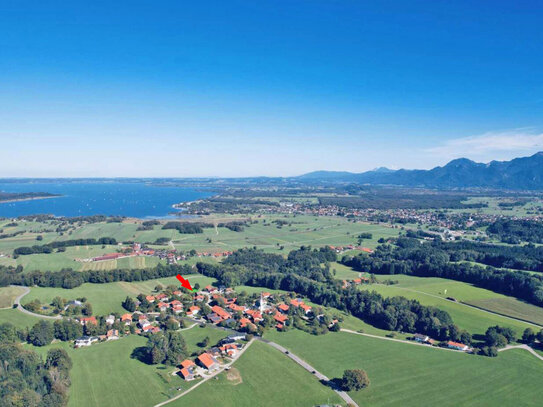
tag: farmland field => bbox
[0,216,400,272]
[357,274,542,334]
[171,340,343,407]
[265,330,543,407]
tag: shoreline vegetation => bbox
[0,192,61,204]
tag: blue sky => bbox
[1,1,542,177]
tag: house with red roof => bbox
[178,367,195,381]
[145,295,155,303]
[290,299,303,308]
[79,316,97,326]
[211,305,232,321]
[274,312,288,324]
[219,343,238,357]
[447,341,469,351]
[277,303,289,313]
[246,309,263,322]
[180,359,196,369]
[188,305,200,316]
[300,303,312,314]
[121,313,132,325]
[197,353,220,371]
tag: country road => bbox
[11,285,62,320]
[152,339,255,407]
[499,344,543,361]
[258,337,360,407]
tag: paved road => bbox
[258,337,359,407]
[12,285,62,320]
[153,339,255,407]
[341,328,462,353]
[499,344,543,361]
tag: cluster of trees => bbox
[13,237,118,256]
[162,221,213,234]
[0,263,194,289]
[487,219,543,244]
[137,220,161,231]
[341,369,370,391]
[218,221,247,232]
[0,339,73,407]
[342,238,543,307]
[476,325,516,357]
[198,247,460,340]
[145,331,188,365]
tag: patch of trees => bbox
[0,340,72,407]
[162,221,213,234]
[487,219,543,244]
[145,331,188,365]
[13,237,118,256]
[218,221,247,232]
[342,238,543,307]
[341,369,370,391]
[0,262,194,289]
[198,248,460,340]
[137,220,161,230]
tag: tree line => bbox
[13,237,118,256]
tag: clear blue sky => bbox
[1,1,542,177]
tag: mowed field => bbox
[357,274,542,335]
[19,274,217,315]
[0,308,43,328]
[172,340,343,407]
[265,330,543,407]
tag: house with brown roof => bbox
[178,367,195,381]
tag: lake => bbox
[0,181,212,218]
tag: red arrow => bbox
[176,274,193,291]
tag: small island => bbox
[0,191,61,203]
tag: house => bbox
[79,316,97,326]
[121,313,132,325]
[188,305,200,316]
[246,309,262,322]
[219,343,238,357]
[106,329,119,340]
[413,334,430,343]
[143,325,160,334]
[239,317,253,328]
[145,295,155,303]
[195,294,205,302]
[178,367,195,381]
[170,300,182,307]
[277,303,289,313]
[300,303,312,314]
[180,359,196,369]
[197,353,220,371]
[156,293,169,302]
[204,285,218,293]
[447,341,469,351]
[262,292,271,299]
[211,305,232,321]
[172,290,182,296]
[274,312,288,324]
[228,303,245,313]
[157,302,168,312]
[105,315,115,325]
[138,319,151,329]
[74,336,98,348]
[290,299,303,308]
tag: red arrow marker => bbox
[176,274,193,291]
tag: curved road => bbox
[499,344,543,361]
[11,285,62,320]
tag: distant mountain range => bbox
[296,152,543,189]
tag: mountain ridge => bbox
[295,152,543,189]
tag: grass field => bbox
[0,285,27,308]
[172,340,343,407]
[265,330,543,407]
[0,308,43,328]
[21,274,217,315]
[357,274,542,335]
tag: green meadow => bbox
[172,340,343,407]
[0,216,399,272]
[265,329,543,407]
